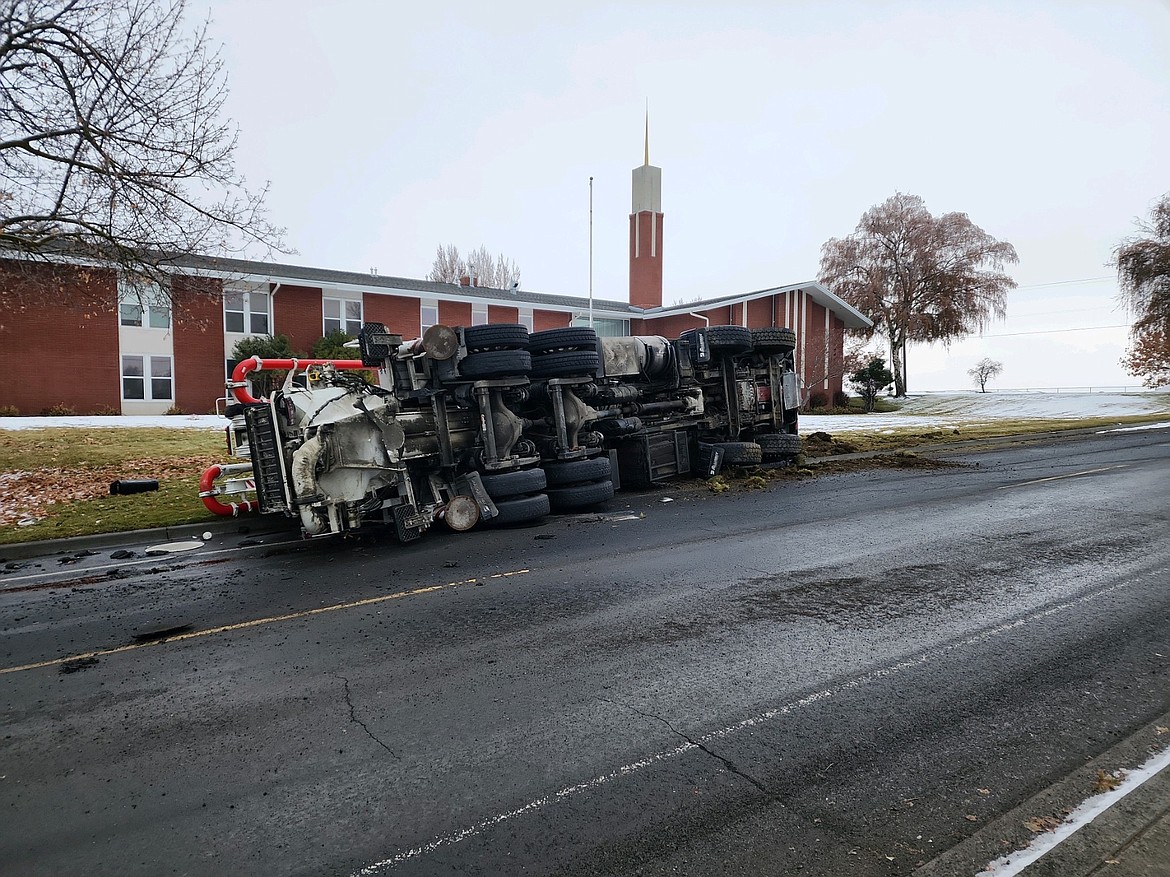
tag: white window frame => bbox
[471,302,489,326]
[224,288,271,335]
[121,355,173,401]
[118,281,171,330]
[518,307,534,332]
[324,296,363,336]
[420,298,439,333]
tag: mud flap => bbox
[393,504,429,543]
[454,471,499,522]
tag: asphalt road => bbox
[2,426,1169,877]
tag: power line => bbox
[1014,276,1113,289]
[981,324,1129,338]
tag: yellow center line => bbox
[996,464,1127,490]
[0,568,531,676]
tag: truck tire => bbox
[758,432,801,460]
[530,349,600,378]
[528,327,598,354]
[546,479,614,511]
[705,325,753,353]
[464,324,529,352]
[458,349,532,378]
[479,467,547,499]
[489,492,550,525]
[544,456,612,486]
[751,327,796,354]
[714,441,763,465]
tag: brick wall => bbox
[0,260,120,414]
[629,211,665,310]
[273,284,322,355]
[747,296,774,328]
[642,313,707,338]
[533,309,571,331]
[438,300,472,328]
[365,293,420,339]
[172,275,227,414]
[488,305,519,324]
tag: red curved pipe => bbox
[199,464,258,517]
[229,357,368,404]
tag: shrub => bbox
[0,404,19,416]
[41,402,77,416]
[92,405,120,416]
[832,391,850,409]
[805,391,829,410]
[164,404,185,415]
[312,330,357,360]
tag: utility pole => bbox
[588,176,594,329]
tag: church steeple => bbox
[629,113,663,310]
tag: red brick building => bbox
[0,142,869,416]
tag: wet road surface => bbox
[1,426,1169,876]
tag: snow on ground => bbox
[0,415,225,431]
[800,391,1170,434]
[1,392,1167,435]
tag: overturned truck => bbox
[201,322,801,542]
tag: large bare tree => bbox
[427,243,520,289]
[0,0,282,302]
[1114,193,1170,387]
[819,193,1018,396]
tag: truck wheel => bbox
[464,324,529,352]
[705,325,753,353]
[530,349,600,378]
[490,492,550,525]
[714,441,763,465]
[528,327,598,354]
[546,479,614,511]
[758,432,801,460]
[458,349,532,378]
[544,456,612,486]
[479,467,547,499]
[750,327,796,354]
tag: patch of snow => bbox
[0,415,225,431]
[801,392,1170,434]
[1097,421,1170,433]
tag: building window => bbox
[118,281,170,329]
[420,298,439,332]
[324,297,363,336]
[518,308,534,332]
[122,355,173,401]
[224,288,270,334]
[471,303,489,326]
[572,316,629,337]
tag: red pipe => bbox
[199,464,258,517]
[229,357,368,405]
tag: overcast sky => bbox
[202,0,1169,392]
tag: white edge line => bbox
[996,465,1126,490]
[350,574,1146,876]
[979,743,1170,876]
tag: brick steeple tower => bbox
[629,114,663,309]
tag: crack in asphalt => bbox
[603,697,771,795]
[336,674,401,760]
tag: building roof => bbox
[175,253,873,330]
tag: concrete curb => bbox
[914,710,1170,876]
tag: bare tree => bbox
[427,243,521,289]
[819,193,1018,396]
[0,0,283,303]
[967,357,1003,392]
[1114,193,1170,387]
